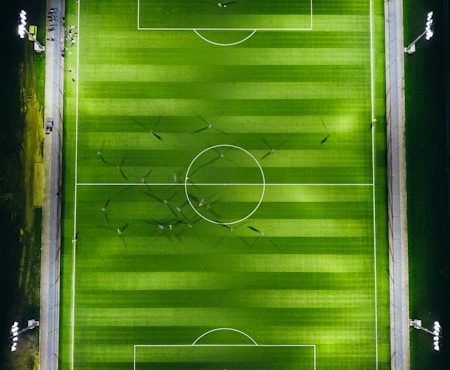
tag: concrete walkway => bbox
[384,1,410,370]
[40,0,65,370]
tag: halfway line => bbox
[77,182,373,187]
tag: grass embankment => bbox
[9,47,45,370]
[1,2,46,369]
[404,0,450,369]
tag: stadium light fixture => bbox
[410,319,443,351]
[405,11,434,54]
[9,320,40,353]
[18,10,27,38]
[17,10,45,52]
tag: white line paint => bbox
[135,344,316,347]
[184,145,266,225]
[193,29,257,46]
[133,343,316,370]
[369,0,379,368]
[137,0,140,30]
[71,2,381,370]
[136,0,313,32]
[313,344,317,370]
[77,182,374,187]
[192,327,258,345]
[71,0,81,369]
[138,27,313,31]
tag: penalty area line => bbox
[136,0,314,32]
[133,344,316,370]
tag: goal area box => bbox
[134,345,316,370]
[137,0,313,30]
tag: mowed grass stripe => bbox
[77,31,369,50]
[76,236,373,255]
[77,167,372,183]
[78,267,373,292]
[76,304,374,327]
[81,81,369,100]
[80,290,375,312]
[77,132,371,151]
[77,253,373,273]
[79,47,369,66]
[76,115,371,134]
[77,272,373,299]
[76,218,371,237]
[76,290,374,311]
[76,135,371,153]
[78,98,370,115]
[76,184,372,202]
[77,149,371,169]
[81,65,370,83]
[79,200,372,219]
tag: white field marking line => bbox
[184,145,266,225]
[369,0,379,368]
[191,0,314,46]
[133,344,316,370]
[135,344,316,347]
[193,29,257,47]
[137,0,140,30]
[71,0,82,369]
[313,344,316,370]
[192,327,258,345]
[77,182,374,187]
[139,27,313,31]
[136,0,313,31]
[74,2,376,368]
[71,0,81,368]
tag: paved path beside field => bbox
[384,1,410,370]
[40,0,65,369]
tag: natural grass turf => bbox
[60,0,390,369]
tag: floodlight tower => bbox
[9,320,40,352]
[17,10,45,53]
[405,11,434,54]
[410,319,443,351]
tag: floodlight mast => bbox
[410,319,443,351]
[17,10,45,52]
[405,11,434,54]
[9,320,40,352]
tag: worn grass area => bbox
[60,1,389,369]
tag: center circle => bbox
[184,144,265,225]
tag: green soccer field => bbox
[60,0,390,369]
